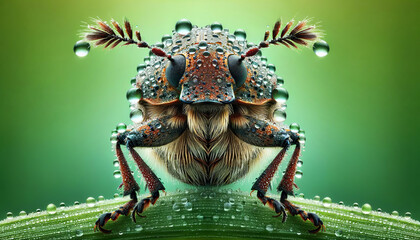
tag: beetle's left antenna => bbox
[84,19,173,61]
[240,19,320,60]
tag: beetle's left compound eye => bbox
[165,55,186,87]
[228,55,247,87]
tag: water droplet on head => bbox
[313,40,330,57]
[267,64,276,73]
[322,197,332,207]
[116,123,127,133]
[175,19,192,35]
[234,29,247,41]
[19,211,26,216]
[211,22,223,33]
[126,88,142,104]
[216,47,224,54]
[130,109,143,123]
[289,123,300,133]
[272,87,289,103]
[46,204,57,214]
[113,170,121,179]
[203,51,210,57]
[86,197,96,207]
[273,109,286,122]
[198,41,208,49]
[73,41,90,57]
[362,203,372,214]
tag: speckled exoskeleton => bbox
[84,18,325,234]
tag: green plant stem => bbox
[0,188,419,239]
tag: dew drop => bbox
[161,35,172,42]
[113,160,119,167]
[216,47,224,54]
[322,197,332,207]
[276,77,284,86]
[391,210,399,216]
[197,214,204,220]
[267,64,276,73]
[297,193,304,198]
[6,212,12,219]
[266,224,274,232]
[224,202,232,211]
[273,109,286,122]
[130,109,143,123]
[36,209,41,213]
[362,203,372,214]
[211,22,223,33]
[126,88,142,104]
[405,212,411,218]
[198,41,208,49]
[130,77,136,86]
[113,170,121,179]
[188,47,197,54]
[335,229,343,237]
[377,208,382,212]
[175,19,192,35]
[137,64,146,73]
[59,202,66,209]
[338,201,344,205]
[234,29,247,41]
[185,202,193,211]
[313,40,330,57]
[261,57,268,64]
[203,51,210,57]
[289,123,300,133]
[134,225,143,231]
[75,229,83,237]
[297,160,303,167]
[73,41,90,57]
[353,202,359,208]
[295,170,303,179]
[213,215,219,221]
[314,195,320,201]
[74,201,80,206]
[86,197,96,207]
[116,123,127,133]
[98,196,105,202]
[272,87,289,103]
[172,203,181,212]
[46,203,57,214]
[143,57,151,64]
[19,211,26,216]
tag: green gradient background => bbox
[0,0,419,222]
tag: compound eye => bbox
[228,55,247,87]
[165,55,186,87]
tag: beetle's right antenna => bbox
[84,19,173,61]
[240,19,319,60]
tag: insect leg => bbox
[120,115,186,221]
[94,142,140,234]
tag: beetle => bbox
[84,18,325,234]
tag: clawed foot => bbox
[131,198,151,222]
[307,212,325,233]
[94,212,118,234]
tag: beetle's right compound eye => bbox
[165,55,186,87]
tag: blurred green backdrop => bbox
[0,0,419,221]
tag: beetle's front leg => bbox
[230,115,324,233]
[95,115,186,233]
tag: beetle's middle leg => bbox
[95,115,186,233]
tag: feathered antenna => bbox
[242,19,320,59]
[83,19,172,59]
